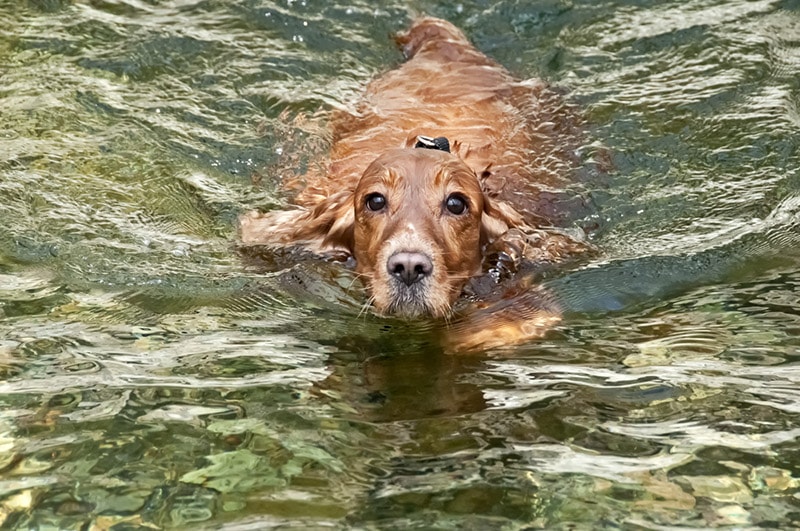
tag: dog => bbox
[240,17,589,348]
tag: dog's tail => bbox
[395,17,471,60]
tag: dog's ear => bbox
[239,189,355,254]
[313,190,356,251]
[480,196,528,247]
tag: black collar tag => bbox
[414,135,450,153]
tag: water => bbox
[1,0,799,528]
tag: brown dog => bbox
[241,17,587,341]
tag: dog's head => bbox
[354,148,487,317]
[240,145,527,317]
[287,146,524,317]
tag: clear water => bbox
[1,0,800,528]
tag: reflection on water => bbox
[1,0,800,528]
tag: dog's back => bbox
[292,18,581,228]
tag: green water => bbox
[1,0,800,528]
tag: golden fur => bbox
[240,17,588,345]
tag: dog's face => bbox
[240,147,525,318]
[352,149,488,317]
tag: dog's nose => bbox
[387,252,433,286]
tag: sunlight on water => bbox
[1,0,800,528]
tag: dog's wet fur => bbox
[240,17,589,343]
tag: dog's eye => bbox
[365,193,386,212]
[445,193,468,215]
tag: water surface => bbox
[1,0,800,528]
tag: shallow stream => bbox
[1,0,800,528]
